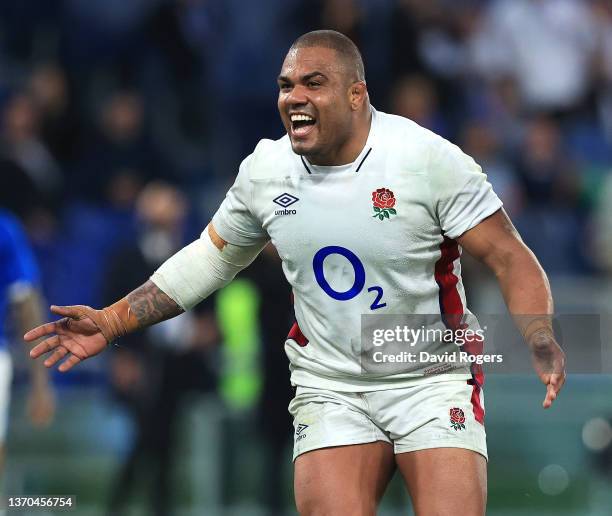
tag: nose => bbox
[286,84,308,106]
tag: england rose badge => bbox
[450,408,466,431]
[372,187,397,220]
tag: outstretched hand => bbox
[24,305,110,372]
[529,329,566,409]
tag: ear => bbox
[348,81,367,110]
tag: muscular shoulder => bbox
[243,135,294,181]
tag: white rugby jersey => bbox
[212,108,502,391]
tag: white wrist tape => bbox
[150,229,267,311]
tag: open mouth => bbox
[290,113,316,137]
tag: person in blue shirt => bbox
[0,209,54,484]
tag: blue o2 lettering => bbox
[312,246,365,300]
[312,246,385,310]
[367,286,387,310]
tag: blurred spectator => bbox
[459,119,523,216]
[73,90,158,201]
[592,0,612,144]
[474,78,525,155]
[390,0,469,81]
[142,0,206,141]
[593,171,612,273]
[0,209,55,489]
[105,169,144,212]
[291,0,364,48]
[469,0,598,113]
[105,182,217,516]
[1,92,63,200]
[0,91,63,242]
[0,0,61,62]
[391,74,449,138]
[389,0,473,130]
[516,115,580,206]
[27,63,79,163]
[513,116,587,273]
[389,0,433,80]
[0,157,44,223]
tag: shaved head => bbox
[289,30,365,83]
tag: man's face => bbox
[277,46,355,162]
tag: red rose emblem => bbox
[371,188,398,221]
[450,408,465,424]
[449,407,466,430]
[372,188,396,209]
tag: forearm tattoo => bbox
[126,280,184,327]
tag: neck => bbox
[308,108,372,166]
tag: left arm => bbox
[457,209,566,408]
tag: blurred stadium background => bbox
[1,0,612,514]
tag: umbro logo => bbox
[273,193,299,207]
[296,423,309,441]
[273,193,299,215]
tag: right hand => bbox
[529,329,566,409]
[24,305,110,372]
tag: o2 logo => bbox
[312,246,386,310]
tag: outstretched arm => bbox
[126,280,184,327]
[24,280,184,372]
[25,224,265,372]
[457,209,566,409]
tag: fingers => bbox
[24,321,60,341]
[50,305,86,318]
[24,305,90,342]
[543,384,556,409]
[34,340,83,373]
[24,305,86,342]
[542,372,566,409]
[58,354,82,373]
[551,371,566,391]
[44,346,69,368]
[30,335,61,359]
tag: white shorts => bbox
[289,379,487,461]
[0,350,12,445]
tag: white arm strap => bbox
[150,228,267,310]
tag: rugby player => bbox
[25,31,565,515]
[0,210,54,485]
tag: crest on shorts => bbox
[372,188,397,220]
[449,407,466,431]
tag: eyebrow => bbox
[277,71,328,84]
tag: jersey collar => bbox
[298,106,378,175]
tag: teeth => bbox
[291,114,314,122]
